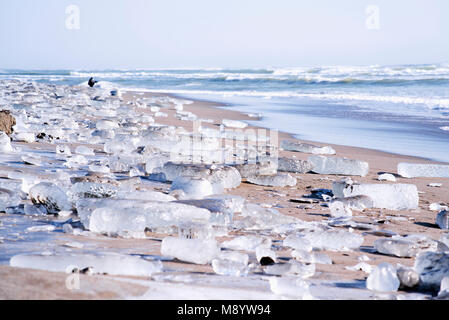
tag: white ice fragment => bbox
[212,259,248,277]
[429,203,448,211]
[332,180,418,210]
[217,251,249,265]
[96,119,119,130]
[291,250,332,265]
[398,162,449,178]
[0,132,14,153]
[269,277,314,299]
[29,182,72,214]
[283,235,313,252]
[24,204,48,216]
[12,132,35,143]
[74,145,95,156]
[246,173,297,187]
[428,183,442,188]
[170,177,214,200]
[309,155,369,176]
[302,229,364,251]
[21,155,42,166]
[378,173,396,182]
[26,225,56,232]
[222,119,248,129]
[396,265,419,288]
[10,252,162,277]
[374,235,439,258]
[221,235,270,252]
[366,263,400,292]
[233,162,277,178]
[328,195,373,218]
[436,210,449,230]
[161,237,220,265]
[438,277,449,297]
[281,140,336,155]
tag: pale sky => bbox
[0,0,448,69]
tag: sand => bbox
[0,89,448,300]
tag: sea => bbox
[1,64,449,162]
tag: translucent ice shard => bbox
[302,229,364,251]
[308,155,369,176]
[221,235,271,252]
[233,161,277,179]
[328,195,373,218]
[269,277,314,299]
[80,199,211,238]
[222,119,248,129]
[212,259,248,277]
[283,235,313,252]
[366,263,400,292]
[10,252,163,276]
[246,173,297,187]
[170,177,214,199]
[264,260,315,278]
[396,265,419,288]
[332,180,418,210]
[29,182,72,214]
[398,162,449,178]
[277,157,312,174]
[281,140,336,155]
[377,173,396,182]
[291,250,332,265]
[161,236,220,265]
[374,235,439,258]
[69,182,118,200]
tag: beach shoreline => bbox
[0,83,448,300]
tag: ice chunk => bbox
[170,177,214,199]
[396,265,419,288]
[374,235,439,258]
[237,203,298,231]
[0,188,22,212]
[161,237,220,265]
[0,132,14,153]
[96,119,119,130]
[233,161,277,178]
[438,277,449,297]
[246,173,297,187]
[255,245,276,265]
[345,262,373,273]
[283,235,313,252]
[281,140,336,155]
[162,163,241,191]
[269,277,314,299]
[29,182,72,214]
[436,210,449,230]
[302,229,364,251]
[10,252,162,276]
[69,182,118,200]
[309,155,369,176]
[118,190,176,202]
[414,251,449,289]
[221,235,270,252]
[24,203,48,216]
[398,162,449,178]
[277,157,312,173]
[332,181,418,210]
[12,132,35,143]
[75,145,95,156]
[429,203,448,211]
[83,200,211,238]
[291,250,332,265]
[264,260,315,278]
[366,263,400,292]
[378,173,396,182]
[217,251,249,265]
[328,195,373,218]
[212,259,248,277]
[222,119,248,129]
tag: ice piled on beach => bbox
[398,162,449,178]
[332,180,419,210]
[246,173,297,187]
[309,155,369,176]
